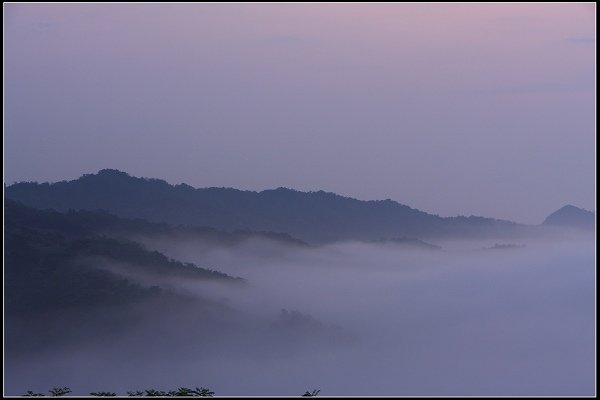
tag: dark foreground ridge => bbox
[5,200,244,318]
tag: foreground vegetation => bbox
[23,387,321,397]
[23,387,213,397]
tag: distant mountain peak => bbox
[543,205,594,229]
[556,204,590,213]
[80,169,132,181]
[97,168,130,176]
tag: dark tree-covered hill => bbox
[5,196,309,248]
[6,169,532,243]
[5,200,243,318]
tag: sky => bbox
[3,3,596,224]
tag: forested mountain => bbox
[6,169,530,244]
[5,197,308,248]
[5,200,243,318]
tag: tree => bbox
[302,389,321,396]
[49,387,72,396]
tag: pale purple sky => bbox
[4,3,596,224]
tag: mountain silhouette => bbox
[6,169,532,243]
[4,199,242,317]
[4,199,246,361]
[543,205,595,230]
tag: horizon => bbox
[4,3,596,224]
[5,167,595,224]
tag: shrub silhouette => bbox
[24,387,72,397]
[26,386,317,397]
[23,391,45,397]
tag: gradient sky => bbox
[4,3,596,224]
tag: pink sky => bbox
[4,3,596,223]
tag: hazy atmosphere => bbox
[6,237,596,396]
[4,3,595,223]
[3,3,596,398]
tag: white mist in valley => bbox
[6,236,595,396]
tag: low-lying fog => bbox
[6,235,595,396]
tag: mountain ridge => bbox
[3,169,556,243]
[4,199,244,318]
